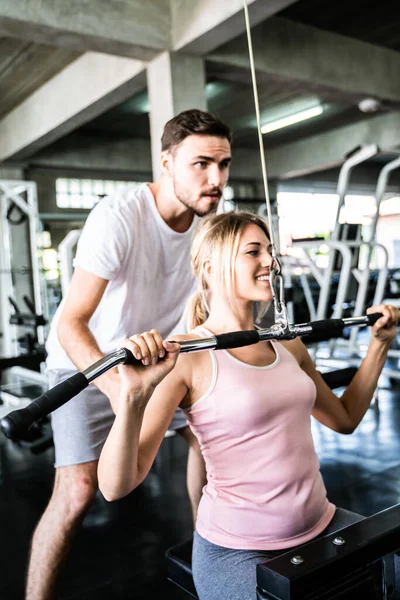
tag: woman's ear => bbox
[202,258,212,278]
[161,150,173,176]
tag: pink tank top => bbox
[183,327,335,550]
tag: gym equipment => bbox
[7,296,46,355]
[0,294,49,451]
[0,296,47,392]
[287,145,385,325]
[346,155,400,348]
[0,180,47,359]
[166,504,400,599]
[256,504,400,599]
[0,181,51,452]
[283,148,400,383]
[0,312,384,442]
[316,145,379,321]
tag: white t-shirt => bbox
[46,184,198,371]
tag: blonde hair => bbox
[187,211,270,330]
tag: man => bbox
[26,109,232,600]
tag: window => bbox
[277,192,380,251]
[277,192,400,268]
[55,178,135,209]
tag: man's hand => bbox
[368,304,399,344]
[115,329,180,409]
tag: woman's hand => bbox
[115,329,180,408]
[367,304,399,344]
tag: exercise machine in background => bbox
[281,146,400,382]
[0,180,49,443]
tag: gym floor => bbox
[1,375,399,600]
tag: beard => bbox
[173,180,222,217]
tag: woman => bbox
[98,212,399,600]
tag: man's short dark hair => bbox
[161,109,232,153]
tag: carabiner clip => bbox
[269,265,291,335]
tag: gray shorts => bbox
[48,369,188,468]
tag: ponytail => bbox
[186,289,208,331]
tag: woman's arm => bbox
[97,331,192,501]
[289,304,399,434]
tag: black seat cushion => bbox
[166,538,198,598]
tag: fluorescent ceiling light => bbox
[261,105,323,134]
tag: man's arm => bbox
[57,266,120,403]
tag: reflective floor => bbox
[0,376,399,600]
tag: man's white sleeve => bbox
[74,200,130,281]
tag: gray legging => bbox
[193,508,399,600]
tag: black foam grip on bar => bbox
[121,348,142,365]
[214,330,260,350]
[367,312,383,326]
[310,319,346,336]
[0,372,88,441]
[301,318,346,344]
[321,367,358,390]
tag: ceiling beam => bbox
[0,0,302,60]
[0,53,146,162]
[172,0,300,54]
[0,40,80,120]
[266,113,400,179]
[0,0,169,60]
[208,16,400,105]
[29,134,152,175]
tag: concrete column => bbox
[147,52,206,180]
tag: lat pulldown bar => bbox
[0,313,383,442]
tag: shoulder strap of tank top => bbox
[190,325,213,338]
